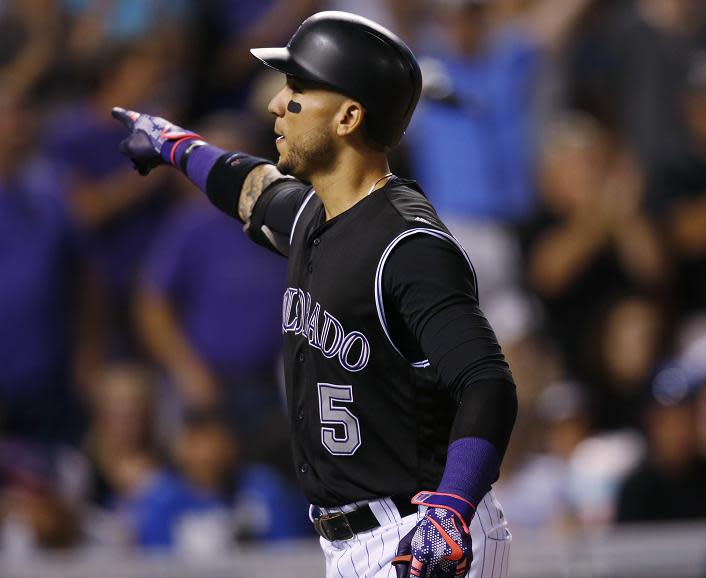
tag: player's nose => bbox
[268,86,288,117]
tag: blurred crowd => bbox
[2,0,706,558]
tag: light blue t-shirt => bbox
[119,465,311,547]
[62,0,190,40]
[407,29,541,222]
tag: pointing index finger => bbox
[111,106,140,130]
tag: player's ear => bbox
[335,100,365,138]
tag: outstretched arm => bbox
[111,107,302,252]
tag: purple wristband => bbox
[437,436,500,513]
[184,144,225,191]
[160,136,197,166]
[161,140,225,192]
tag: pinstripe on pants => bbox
[318,491,511,578]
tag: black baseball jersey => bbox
[247,175,512,507]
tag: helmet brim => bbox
[250,47,308,78]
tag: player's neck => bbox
[312,151,390,221]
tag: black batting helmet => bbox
[250,11,422,148]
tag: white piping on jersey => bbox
[289,188,317,245]
[374,228,478,368]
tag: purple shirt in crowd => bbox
[217,0,273,40]
[0,160,82,389]
[43,102,172,302]
[141,196,286,374]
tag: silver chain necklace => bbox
[367,172,394,196]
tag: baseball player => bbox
[113,11,516,578]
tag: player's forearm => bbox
[429,379,517,522]
[411,385,516,535]
[449,378,517,459]
[165,139,285,227]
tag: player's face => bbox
[268,76,344,181]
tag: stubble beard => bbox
[277,126,336,182]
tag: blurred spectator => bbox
[82,363,161,510]
[115,410,312,552]
[647,51,706,312]
[566,0,706,176]
[507,379,645,531]
[495,380,592,531]
[483,288,550,376]
[497,377,644,530]
[325,0,430,50]
[135,113,288,463]
[616,362,706,522]
[586,294,671,429]
[0,438,88,555]
[494,322,565,484]
[403,0,595,339]
[0,97,103,444]
[190,0,324,115]
[697,364,706,457]
[674,313,706,454]
[523,112,669,396]
[566,427,644,527]
[62,0,192,69]
[0,0,62,105]
[407,0,592,223]
[1,1,705,562]
[42,41,179,356]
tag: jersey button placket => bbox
[299,463,309,474]
[297,352,305,363]
[312,238,321,246]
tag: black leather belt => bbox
[313,496,417,541]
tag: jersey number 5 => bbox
[317,383,362,456]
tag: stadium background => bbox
[1,0,706,576]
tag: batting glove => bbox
[393,491,474,578]
[111,107,202,176]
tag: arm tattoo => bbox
[238,164,291,225]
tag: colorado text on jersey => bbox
[282,287,370,372]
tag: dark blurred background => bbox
[1,0,706,576]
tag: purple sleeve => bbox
[140,205,198,294]
[436,437,500,513]
[185,145,225,191]
[161,140,225,192]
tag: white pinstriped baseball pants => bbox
[315,490,511,578]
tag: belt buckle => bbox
[314,512,354,541]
